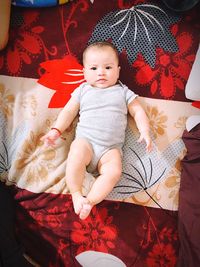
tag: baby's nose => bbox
[97,68,105,75]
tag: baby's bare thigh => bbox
[69,138,93,165]
[98,148,122,176]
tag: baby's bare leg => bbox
[80,148,122,220]
[66,138,93,216]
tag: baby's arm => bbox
[53,98,80,133]
[128,98,152,152]
[41,98,79,146]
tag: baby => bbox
[42,41,152,220]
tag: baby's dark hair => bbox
[82,41,119,65]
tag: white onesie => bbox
[71,81,138,173]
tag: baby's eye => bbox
[106,66,111,69]
[91,67,97,70]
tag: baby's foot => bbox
[71,191,88,215]
[79,202,93,220]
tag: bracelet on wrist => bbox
[51,127,66,140]
[51,127,62,136]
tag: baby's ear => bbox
[118,66,121,72]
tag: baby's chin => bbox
[94,84,109,89]
[92,81,115,89]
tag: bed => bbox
[0,0,200,266]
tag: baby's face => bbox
[83,46,120,88]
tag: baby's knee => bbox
[112,167,122,181]
[106,166,122,184]
[68,139,92,164]
[67,144,81,165]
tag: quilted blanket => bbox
[0,0,199,266]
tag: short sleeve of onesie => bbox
[71,83,86,103]
[119,82,138,104]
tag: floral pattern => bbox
[141,207,178,266]
[71,206,117,255]
[147,243,177,266]
[21,95,37,117]
[0,0,198,102]
[133,26,196,99]
[13,192,179,266]
[174,116,187,130]
[146,105,167,138]
[0,10,57,76]
[0,83,15,118]
[89,2,180,68]
[165,155,184,207]
[1,0,200,266]
[38,55,84,108]
[15,131,56,184]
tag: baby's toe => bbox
[79,203,92,220]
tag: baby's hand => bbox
[40,128,61,146]
[138,132,152,152]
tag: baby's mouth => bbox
[97,79,107,83]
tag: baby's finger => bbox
[146,139,153,152]
[137,136,143,143]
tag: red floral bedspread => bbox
[0,0,199,266]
